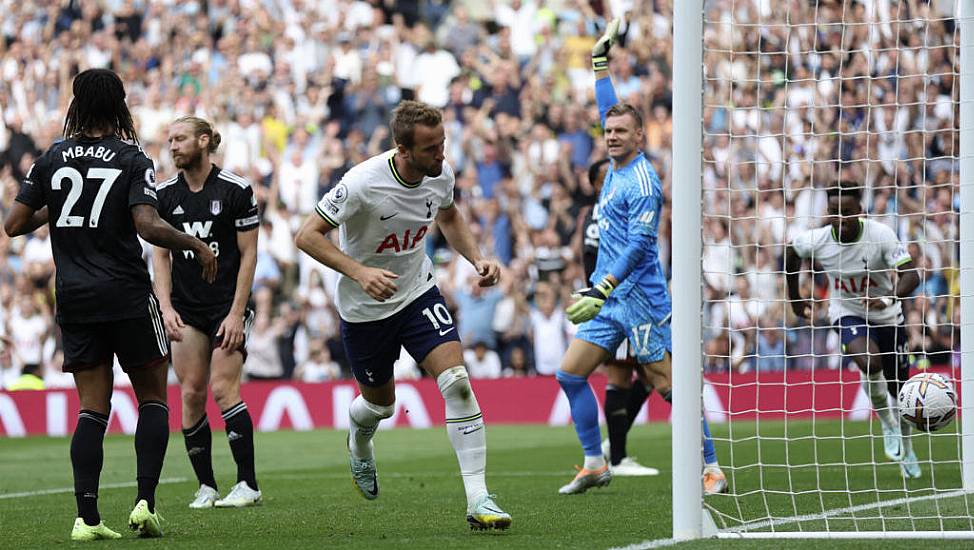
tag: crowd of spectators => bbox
[0,0,962,390]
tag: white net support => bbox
[694,0,974,537]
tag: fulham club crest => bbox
[210,200,222,215]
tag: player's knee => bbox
[437,366,473,401]
[361,398,395,420]
[78,395,112,415]
[211,379,240,410]
[556,369,589,391]
[181,384,207,411]
[606,366,633,387]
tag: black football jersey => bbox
[582,203,600,282]
[156,165,259,313]
[15,136,158,323]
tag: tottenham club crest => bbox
[210,200,222,215]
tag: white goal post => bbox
[672,0,974,540]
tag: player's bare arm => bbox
[3,203,48,237]
[216,227,258,351]
[294,213,399,301]
[785,244,812,318]
[151,245,184,341]
[860,259,920,311]
[132,203,217,283]
[435,203,500,287]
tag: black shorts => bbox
[175,303,255,360]
[836,316,909,396]
[61,294,170,373]
[341,286,461,387]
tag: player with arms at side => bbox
[3,69,217,540]
[152,116,261,509]
[581,158,658,477]
[295,100,511,530]
[556,19,726,495]
[786,181,921,478]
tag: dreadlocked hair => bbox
[63,69,139,143]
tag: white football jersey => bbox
[791,218,911,324]
[315,149,455,322]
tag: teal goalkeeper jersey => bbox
[590,152,670,311]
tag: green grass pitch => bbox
[1,421,971,549]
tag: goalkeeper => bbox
[556,18,725,495]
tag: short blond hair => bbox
[172,115,222,153]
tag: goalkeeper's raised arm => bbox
[592,17,622,127]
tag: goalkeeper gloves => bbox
[566,277,615,324]
[591,17,621,72]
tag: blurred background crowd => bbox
[0,0,961,390]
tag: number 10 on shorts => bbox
[422,304,455,335]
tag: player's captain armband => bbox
[235,215,260,228]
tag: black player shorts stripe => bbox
[147,294,169,355]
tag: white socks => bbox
[900,415,914,456]
[437,366,488,506]
[584,455,606,470]
[861,370,898,429]
[348,395,394,460]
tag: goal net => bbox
[673,0,974,539]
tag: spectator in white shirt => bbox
[529,282,570,376]
[464,342,502,379]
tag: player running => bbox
[153,116,261,509]
[4,69,217,540]
[582,158,658,477]
[786,181,921,478]
[557,19,726,496]
[294,100,511,530]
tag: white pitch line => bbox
[0,471,596,500]
[719,489,970,534]
[0,477,188,500]
[610,490,972,549]
[261,471,582,480]
[608,537,681,550]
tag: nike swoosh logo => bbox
[482,506,502,514]
[438,327,456,336]
[462,425,483,435]
[367,477,378,496]
[380,212,398,220]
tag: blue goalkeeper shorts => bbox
[575,286,671,364]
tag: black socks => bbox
[182,414,217,490]
[135,401,169,512]
[72,410,109,526]
[222,402,257,490]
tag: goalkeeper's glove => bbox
[591,17,621,72]
[566,277,615,324]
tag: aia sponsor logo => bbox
[375,226,428,253]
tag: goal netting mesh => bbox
[699,0,971,535]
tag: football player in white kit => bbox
[786,181,921,478]
[294,100,511,530]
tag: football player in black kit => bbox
[581,158,659,477]
[152,116,261,509]
[3,69,217,541]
